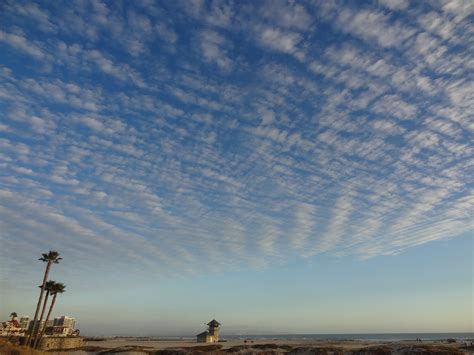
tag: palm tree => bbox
[32,281,56,349]
[35,282,66,349]
[27,250,62,347]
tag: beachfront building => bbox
[0,319,24,336]
[196,319,221,343]
[44,316,77,337]
[19,316,30,330]
[28,320,46,334]
[53,316,75,329]
[45,325,75,336]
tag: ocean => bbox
[223,333,473,342]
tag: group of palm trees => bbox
[25,250,66,349]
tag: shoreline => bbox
[83,333,474,341]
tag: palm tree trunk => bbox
[35,293,57,349]
[27,261,51,347]
[32,291,50,349]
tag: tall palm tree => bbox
[32,281,56,349]
[35,282,66,349]
[27,250,62,347]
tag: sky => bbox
[0,0,473,335]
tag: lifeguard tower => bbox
[196,319,221,343]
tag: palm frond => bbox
[43,280,57,291]
[39,250,62,263]
[51,282,66,294]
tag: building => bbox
[19,316,30,330]
[44,316,77,337]
[38,336,83,350]
[53,316,75,328]
[196,319,221,343]
[28,320,46,334]
[45,325,74,336]
[0,319,23,336]
[53,316,75,329]
[196,331,215,343]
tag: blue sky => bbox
[0,0,473,335]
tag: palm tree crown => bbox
[51,282,66,295]
[39,251,62,264]
[41,280,57,292]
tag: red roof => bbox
[9,320,21,328]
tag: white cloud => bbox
[258,26,302,54]
[291,203,317,249]
[78,116,105,131]
[371,94,418,120]
[378,0,409,10]
[259,0,313,30]
[335,8,415,48]
[0,30,46,59]
[156,23,178,43]
[11,2,56,32]
[206,0,234,27]
[199,30,233,71]
[371,119,405,135]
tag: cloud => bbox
[378,0,409,10]
[83,49,147,87]
[371,94,418,120]
[259,0,313,30]
[199,30,233,71]
[335,8,415,48]
[291,203,317,249]
[371,120,405,135]
[156,23,178,43]
[9,2,57,32]
[179,0,234,28]
[0,30,47,59]
[257,26,302,55]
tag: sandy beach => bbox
[85,337,370,350]
[79,337,472,354]
[2,336,472,354]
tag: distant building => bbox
[19,316,30,330]
[45,325,74,337]
[196,319,221,343]
[28,320,46,333]
[196,331,214,343]
[44,316,77,337]
[53,316,76,329]
[0,319,23,336]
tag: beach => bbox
[79,337,473,354]
[2,336,473,354]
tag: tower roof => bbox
[207,319,221,327]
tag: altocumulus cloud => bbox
[0,0,473,281]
